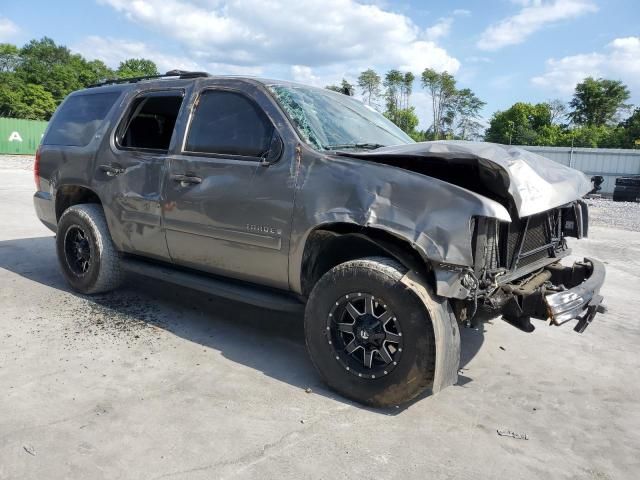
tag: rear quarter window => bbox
[43,92,121,147]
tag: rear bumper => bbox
[544,258,606,333]
[33,191,57,233]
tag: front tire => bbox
[304,257,438,407]
[56,204,124,294]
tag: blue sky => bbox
[1,0,638,128]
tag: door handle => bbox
[99,164,124,177]
[171,174,202,186]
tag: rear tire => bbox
[56,204,123,294]
[304,256,439,407]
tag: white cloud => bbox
[72,36,263,75]
[477,0,597,51]
[0,17,19,41]
[98,0,459,74]
[531,36,640,94]
[86,0,461,130]
[290,65,322,86]
[397,40,459,73]
[424,9,472,43]
[425,17,453,41]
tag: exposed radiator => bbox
[475,208,562,274]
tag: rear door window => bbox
[184,90,274,158]
[117,91,184,152]
[43,92,120,146]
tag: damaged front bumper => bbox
[496,258,606,333]
[544,258,606,333]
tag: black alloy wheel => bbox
[63,225,92,276]
[327,293,403,379]
[304,257,444,407]
[56,204,124,294]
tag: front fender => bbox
[288,153,511,295]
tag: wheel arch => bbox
[55,184,102,222]
[298,223,435,298]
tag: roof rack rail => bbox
[88,70,210,88]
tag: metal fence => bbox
[520,145,640,195]
[0,117,48,155]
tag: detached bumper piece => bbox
[544,259,606,333]
[499,258,606,333]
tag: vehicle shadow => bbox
[0,236,486,414]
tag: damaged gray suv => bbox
[34,71,606,406]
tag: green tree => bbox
[546,99,567,124]
[409,130,428,142]
[534,124,566,146]
[15,83,57,119]
[0,43,20,72]
[83,59,113,84]
[561,125,623,148]
[421,68,457,139]
[450,88,485,140]
[0,73,22,117]
[401,71,415,110]
[383,69,404,119]
[619,108,640,148]
[384,106,419,136]
[116,58,159,78]
[568,77,631,126]
[357,69,381,107]
[0,73,56,119]
[325,78,354,95]
[484,102,552,145]
[16,37,80,101]
[382,69,417,131]
[15,37,114,104]
[339,78,354,96]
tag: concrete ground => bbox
[1,156,639,479]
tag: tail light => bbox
[34,146,41,191]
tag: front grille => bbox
[485,224,499,270]
[504,220,521,267]
[476,209,561,273]
[506,212,555,269]
[518,214,550,268]
[519,248,550,267]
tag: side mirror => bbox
[260,131,284,166]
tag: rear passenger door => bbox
[162,83,296,290]
[93,89,186,261]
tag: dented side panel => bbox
[287,147,511,295]
[90,84,194,261]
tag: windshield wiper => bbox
[323,143,387,151]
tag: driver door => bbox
[162,84,296,290]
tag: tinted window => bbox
[118,93,183,151]
[44,92,120,146]
[185,90,273,157]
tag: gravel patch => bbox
[0,155,34,170]
[61,291,166,344]
[586,197,640,233]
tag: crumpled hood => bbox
[337,140,592,217]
